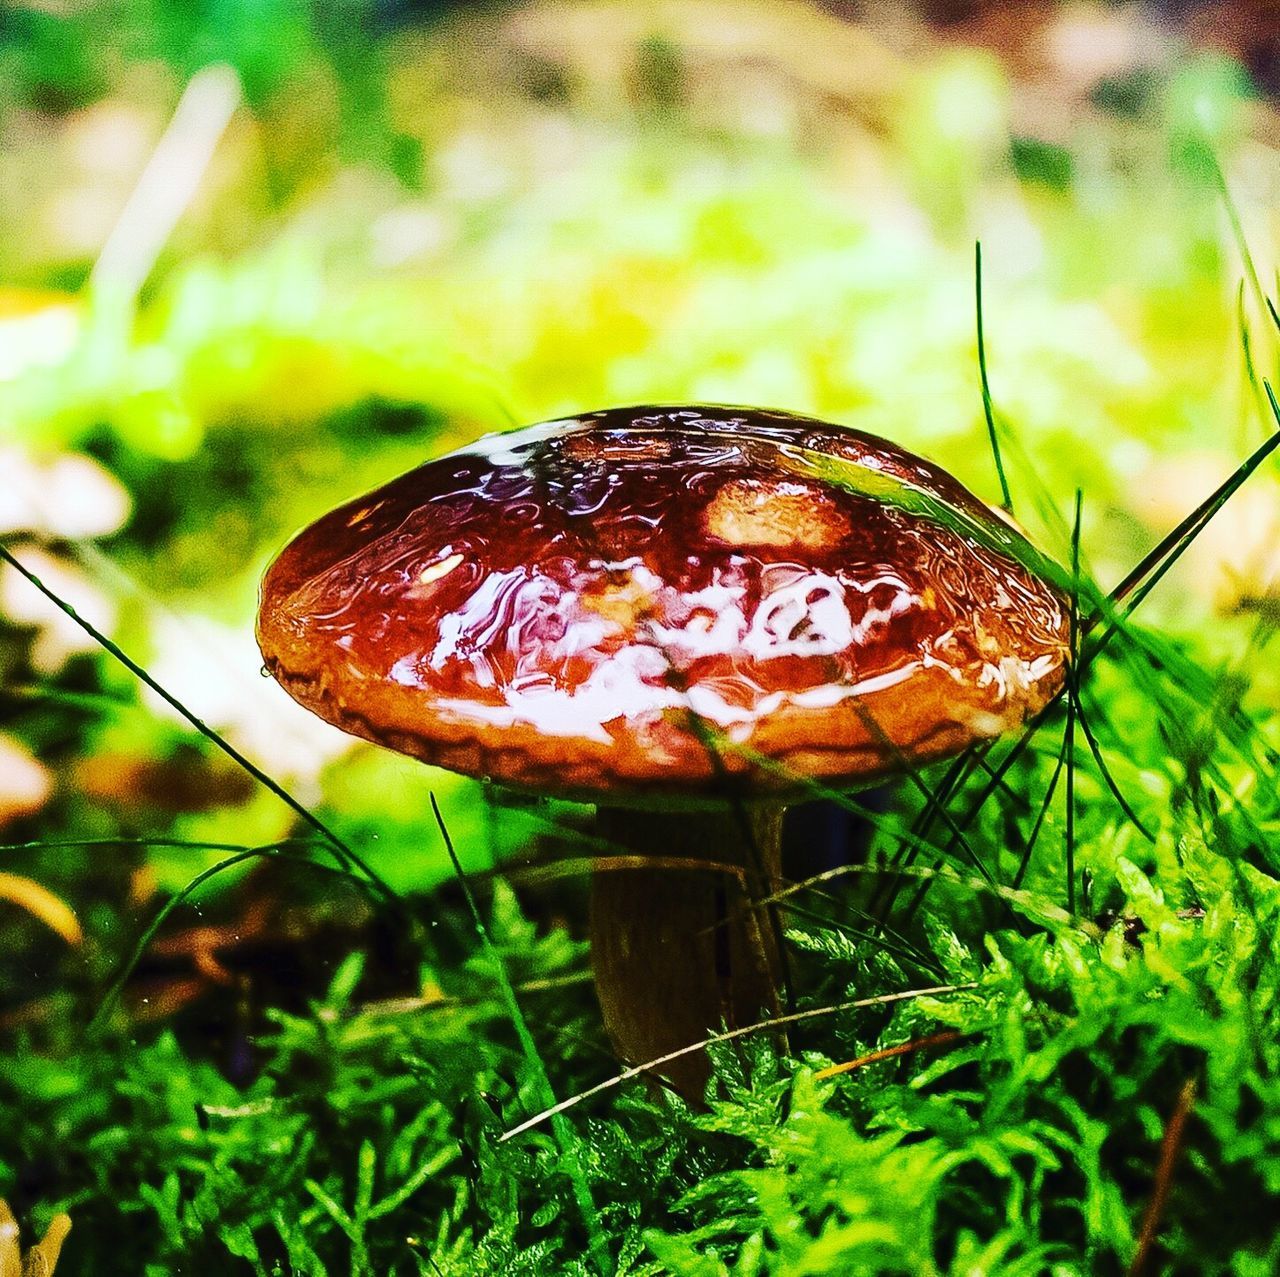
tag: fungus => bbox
[257,405,1070,1097]
[0,734,52,829]
[0,1198,71,1276]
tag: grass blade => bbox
[1070,682,1153,841]
[1011,724,1067,891]
[498,982,979,1144]
[89,845,285,1031]
[975,241,1014,513]
[0,543,399,909]
[1086,417,1280,653]
[429,794,610,1276]
[1065,491,1082,915]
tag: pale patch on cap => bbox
[704,478,851,551]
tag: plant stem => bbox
[590,804,785,1099]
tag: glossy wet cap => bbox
[257,406,1070,802]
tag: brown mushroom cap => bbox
[257,406,1070,802]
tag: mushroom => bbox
[257,405,1069,1097]
[0,733,53,829]
[0,1199,71,1277]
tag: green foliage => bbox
[8,737,1280,1274]
[0,889,679,1275]
[645,845,1280,1274]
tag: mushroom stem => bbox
[589,803,786,1100]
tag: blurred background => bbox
[2,0,1280,1013]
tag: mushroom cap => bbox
[257,406,1070,803]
